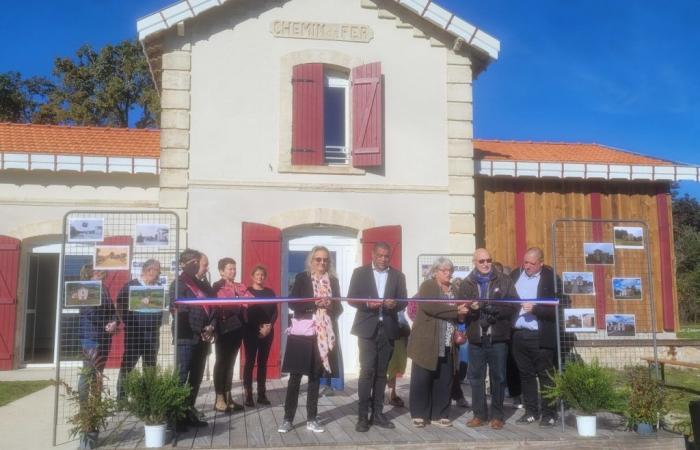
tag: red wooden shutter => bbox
[292,63,325,166]
[0,236,20,370]
[362,226,402,270]
[352,62,384,168]
[101,236,133,369]
[241,222,282,378]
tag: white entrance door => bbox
[285,233,360,375]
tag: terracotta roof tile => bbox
[0,122,160,158]
[474,140,675,166]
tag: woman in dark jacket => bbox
[77,264,117,404]
[243,264,277,406]
[211,257,252,412]
[277,246,342,434]
[406,257,467,428]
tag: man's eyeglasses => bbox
[314,257,329,263]
[477,258,493,264]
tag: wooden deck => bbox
[88,377,682,449]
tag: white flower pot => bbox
[144,423,167,448]
[576,415,597,437]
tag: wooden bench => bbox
[640,356,700,381]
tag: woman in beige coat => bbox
[407,257,467,428]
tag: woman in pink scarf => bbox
[277,246,342,434]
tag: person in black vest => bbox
[171,249,215,431]
[510,247,559,427]
[348,242,407,432]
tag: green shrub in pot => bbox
[122,366,190,426]
[625,366,667,432]
[543,359,614,415]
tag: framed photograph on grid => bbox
[67,218,104,242]
[562,272,595,295]
[564,308,596,332]
[584,243,615,265]
[613,226,644,249]
[612,277,642,300]
[65,281,102,307]
[606,314,636,337]
[94,245,130,271]
[135,224,169,247]
[128,285,167,312]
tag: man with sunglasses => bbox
[509,247,558,427]
[348,242,407,432]
[458,248,518,430]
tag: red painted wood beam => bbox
[590,192,606,330]
[656,190,676,331]
[514,190,527,266]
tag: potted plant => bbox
[624,366,667,434]
[60,353,117,449]
[543,359,614,436]
[121,366,190,448]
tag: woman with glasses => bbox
[278,246,343,434]
[407,257,468,428]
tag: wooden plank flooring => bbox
[97,377,683,449]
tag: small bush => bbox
[625,366,667,427]
[543,359,614,415]
[122,366,190,425]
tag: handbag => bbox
[287,316,316,336]
[452,329,467,346]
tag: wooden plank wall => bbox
[477,178,679,332]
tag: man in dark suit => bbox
[348,242,407,432]
[509,247,559,427]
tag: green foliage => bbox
[49,40,159,127]
[0,379,54,406]
[542,359,614,415]
[60,355,116,437]
[624,366,667,427]
[1,40,158,128]
[673,192,700,325]
[0,71,55,123]
[122,366,190,425]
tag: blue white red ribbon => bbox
[174,297,560,306]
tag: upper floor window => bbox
[291,62,383,169]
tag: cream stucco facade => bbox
[153,0,479,295]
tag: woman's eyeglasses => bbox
[478,258,493,264]
[314,257,329,263]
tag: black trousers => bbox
[283,360,323,422]
[409,352,453,421]
[357,323,394,419]
[506,337,522,398]
[243,327,274,393]
[451,360,468,400]
[117,329,159,399]
[213,328,243,394]
[177,340,210,408]
[512,329,556,418]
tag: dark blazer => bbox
[347,265,407,340]
[284,271,343,376]
[510,265,559,349]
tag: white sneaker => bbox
[306,419,325,433]
[277,420,293,433]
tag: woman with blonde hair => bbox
[278,246,343,434]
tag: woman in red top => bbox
[212,257,252,412]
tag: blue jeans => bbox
[467,340,508,421]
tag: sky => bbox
[1,0,698,198]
